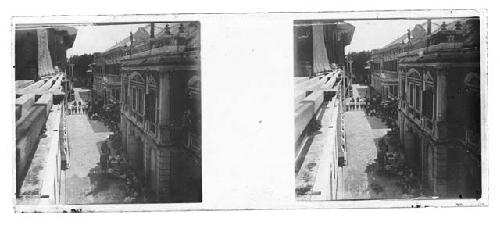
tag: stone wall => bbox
[15,75,65,199]
[17,105,64,205]
[15,92,54,194]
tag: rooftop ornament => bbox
[164,24,171,35]
[440,22,448,31]
[178,24,185,34]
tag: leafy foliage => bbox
[68,54,93,87]
[347,51,372,83]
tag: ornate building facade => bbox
[397,19,481,198]
[119,22,201,202]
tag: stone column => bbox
[435,144,448,196]
[126,128,137,168]
[120,115,127,154]
[435,69,448,139]
[436,69,447,121]
[159,72,171,126]
[158,147,172,202]
[158,72,172,145]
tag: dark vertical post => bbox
[150,23,155,38]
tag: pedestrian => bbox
[100,141,110,171]
[78,101,82,114]
[72,102,77,114]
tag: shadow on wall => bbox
[365,114,389,130]
[88,119,110,133]
[171,151,202,203]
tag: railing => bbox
[424,117,433,131]
[186,131,201,162]
[146,120,158,136]
[465,128,480,148]
[130,35,188,55]
[337,94,347,167]
[372,70,398,80]
[131,111,143,124]
[454,126,480,150]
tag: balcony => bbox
[424,117,433,131]
[453,125,480,150]
[186,132,201,161]
[130,35,189,56]
[372,70,398,81]
[131,111,143,124]
[465,128,480,149]
[146,120,158,137]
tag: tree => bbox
[347,51,372,84]
[68,54,93,88]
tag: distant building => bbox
[15,26,76,81]
[369,24,427,101]
[92,49,123,112]
[398,19,481,198]
[118,22,201,202]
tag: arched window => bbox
[130,72,145,116]
[130,72,145,84]
[407,69,423,117]
[423,71,435,119]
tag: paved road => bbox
[64,114,128,204]
[340,111,404,200]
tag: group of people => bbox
[345,97,367,111]
[68,101,88,115]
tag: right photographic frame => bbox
[294,16,483,202]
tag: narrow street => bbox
[64,113,128,204]
[338,110,405,199]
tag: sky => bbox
[67,23,146,56]
[66,19,455,56]
[345,19,453,53]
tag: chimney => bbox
[129,32,134,55]
[150,23,155,38]
[427,19,432,35]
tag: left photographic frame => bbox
[14,20,202,207]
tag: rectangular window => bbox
[423,89,434,119]
[415,85,421,111]
[401,79,406,101]
[138,89,144,114]
[132,87,137,110]
[145,92,157,123]
[409,84,414,106]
